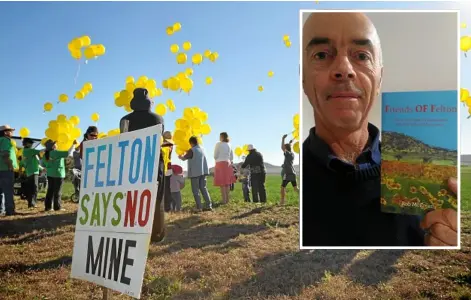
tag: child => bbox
[238,163,251,202]
[169,164,185,212]
[230,164,238,191]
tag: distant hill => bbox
[382,131,456,161]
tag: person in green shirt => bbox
[20,138,44,208]
[43,139,76,211]
[0,124,18,216]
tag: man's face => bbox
[302,13,383,131]
[4,130,13,138]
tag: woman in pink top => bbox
[213,132,235,204]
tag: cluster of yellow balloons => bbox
[166,22,182,36]
[172,107,211,156]
[234,145,250,158]
[68,36,106,60]
[283,35,292,48]
[170,41,192,54]
[155,99,176,116]
[98,128,121,139]
[75,82,93,100]
[43,114,82,151]
[114,76,163,112]
[292,113,300,153]
[162,72,194,94]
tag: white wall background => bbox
[301,11,458,141]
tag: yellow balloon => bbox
[199,111,208,122]
[95,44,106,56]
[461,23,467,29]
[175,119,189,130]
[285,40,292,48]
[185,68,194,76]
[191,118,202,129]
[41,138,48,146]
[177,72,188,80]
[19,127,30,138]
[176,53,187,64]
[192,53,203,65]
[124,105,132,113]
[182,41,192,51]
[166,99,176,111]
[57,114,67,122]
[166,26,174,35]
[170,44,179,53]
[461,36,471,52]
[183,108,194,120]
[461,88,469,102]
[208,52,219,62]
[126,76,135,84]
[203,50,211,58]
[91,113,100,122]
[235,147,242,157]
[71,127,81,139]
[44,102,53,112]
[70,115,80,126]
[138,76,148,83]
[180,78,194,93]
[162,80,169,89]
[80,36,91,47]
[71,38,83,49]
[258,85,264,92]
[98,132,107,139]
[84,82,93,92]
[58,133,70,143]
[84,46,96,60]
[167,77,181,91]
[155,88,163,97]
[173,129,187,141]
[293,114,300,126]
[173,22,182,31]
[268,71,274,77]
[205,77,213,85]
[155,103,167,116]
[293,142,300,154]
[283,35,290,41]
[59,94,68,103]
[75,91,85,100]
[201,123,211,135]
[70,49,82,60]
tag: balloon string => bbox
[74,60,82,85]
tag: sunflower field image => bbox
[380,90,458,216]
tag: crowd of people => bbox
[0,88,299,222]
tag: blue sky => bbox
[0,1,470,169]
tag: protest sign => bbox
[71,125,162,299]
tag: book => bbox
[380,90,458,216]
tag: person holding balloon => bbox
[79,126,98,159]
[0,125,18,216]
[162,131,175,212]
[213,132,236,204]
[240,145,267,203]
[42,139,77,211]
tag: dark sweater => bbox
[302,124,425,246]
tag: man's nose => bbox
[330,56,356,81]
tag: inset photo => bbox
[300,10,459,249]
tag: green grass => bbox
[460,165,471,212]
[382,153,455,166]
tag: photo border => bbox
[299,9,461,250]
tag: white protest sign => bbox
[71,125,162,299]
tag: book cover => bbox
[380,90,458,216]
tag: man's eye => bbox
[356,52,370,61]
[313,52,328,60]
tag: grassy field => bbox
[0,174,470,299]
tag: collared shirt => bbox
[307,123,381,172]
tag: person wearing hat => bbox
[162,131,175,212]
[20,138,44,208]
[42,139,77,211]
[0,125,18,216]
[120,87,166,243]
[240,144,267,203]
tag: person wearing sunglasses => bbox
[79,126,98,159]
